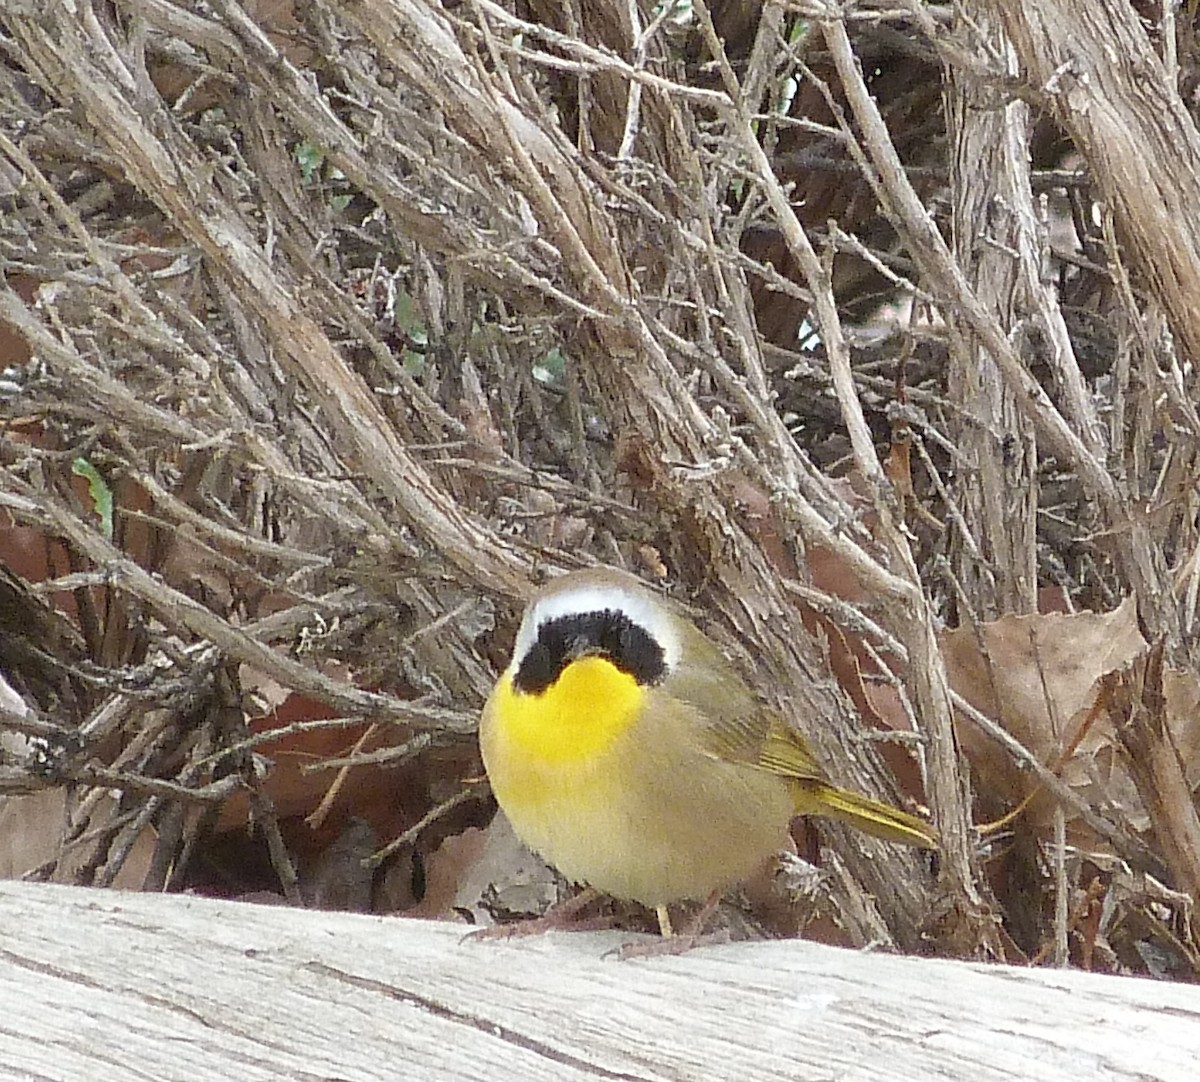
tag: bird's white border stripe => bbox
[512,584,682,674]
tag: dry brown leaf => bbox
[410,814,559,926]
[214,693,412,834]
[1064,661,1200,837]
[943,596,1145,807]
[944,598,1200,847]
[0,790,154,888]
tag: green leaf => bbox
[72,457,114,541]
[294,140,325,183]
[532,346,566,385]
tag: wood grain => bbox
[0,880,1196,1081]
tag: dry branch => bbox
[2,0,1200,977]
[1106,642,1200,939]
[987,0,1200,363]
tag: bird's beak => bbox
[565,636,600,662]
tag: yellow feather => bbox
[795,782,939,849]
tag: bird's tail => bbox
[805,783,939,849]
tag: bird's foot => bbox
[614,927,731,960]
[612,888,727,959]
[465,887,611,942]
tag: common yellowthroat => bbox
[480,567,936,928]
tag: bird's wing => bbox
[668,626,829,785]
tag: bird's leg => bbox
[466,886,615,941]
[617,889,730,960]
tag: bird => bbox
[478,566,937,942]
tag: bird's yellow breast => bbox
[479,658,793,906]
[489,655,644,768]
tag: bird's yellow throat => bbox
[495,655,644,766]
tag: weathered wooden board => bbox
[0,880,1196,1081]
